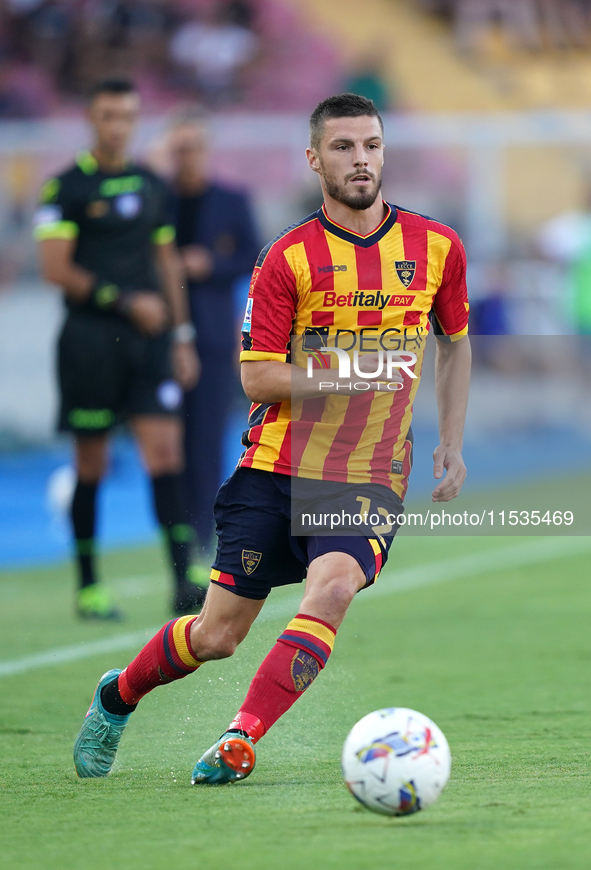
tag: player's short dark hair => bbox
[309,93,383,150]
[88,77,137,103]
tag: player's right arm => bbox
[241,358,399,402]
[241,358,319,403]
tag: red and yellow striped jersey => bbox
[239,202,469,499]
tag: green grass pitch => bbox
[1,533,590,870]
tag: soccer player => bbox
[35,77,204,619]
[72,94,471,782]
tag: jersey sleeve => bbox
[151,179,176,246]
[240,246,297,363]
[429,236,469,342]
[33,175,80,241]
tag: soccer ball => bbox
[341,707,451,816]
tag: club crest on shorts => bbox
[242,549,261,575]
[394,261,416,288]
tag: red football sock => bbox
[118,615,203,705]
[228,613,336,743]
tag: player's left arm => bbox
[430,234,471,502]
[155,240,200,391]
[432,336,471,502]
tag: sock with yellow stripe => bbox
[100,616,203,714]
[228,613,336,743]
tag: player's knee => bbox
[194,638,237,661]
[303,565,364,621]
[189,624,239,662]
[321,560,365,598]
[323,575,359,610]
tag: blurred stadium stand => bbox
[1,0,591,566]
[0,0,342,114]
[417,1,591,55]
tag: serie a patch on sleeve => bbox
[242,297,253,333]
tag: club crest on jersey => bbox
[242,549,261,575]
[395,261,416,288]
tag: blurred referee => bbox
[34,77,204,620]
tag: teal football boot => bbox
[191,731,256,785]
[73,669,131,778]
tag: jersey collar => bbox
[76,150,135,176]
[317,201,397,248]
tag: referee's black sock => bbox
[150,473,194,588]
[71,480,98,589]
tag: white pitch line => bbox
[0,536,589,679]
[260,535,591,619]
[367,534,591,596]
[0,628,162,678]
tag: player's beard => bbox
[320,162,382,211]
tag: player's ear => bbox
[306,147,321,175]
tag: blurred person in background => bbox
[71,0,176,96]
[34,76,204,620]
[538,195,591,336]
[10,0,75,88]
[342,46,393,113]
[468,262,511,336]
[167,109,260,575]
[169,1,258,106]
[0,53,39,116]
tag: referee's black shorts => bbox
[57,311,182,435]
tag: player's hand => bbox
[181,245,214,281]
[173,342,200,390]
[127,293,168,335]
[431,444,466,502]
